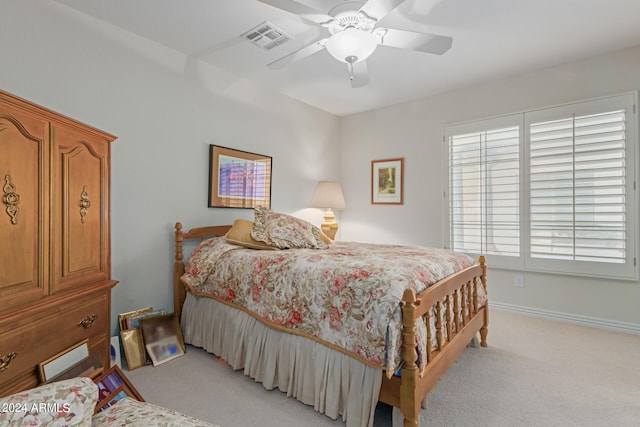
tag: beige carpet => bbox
[126,310,640,426]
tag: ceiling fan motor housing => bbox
[327,7,376,35]
[325,2,378,63]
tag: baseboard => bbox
[489,301,640,335]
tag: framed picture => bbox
[118,307,153,331]
[94,364,144,402]
[94,385,133,413]
[46,352,103,384]
[38,339,90,382]
[123,308,166,330]
[146,336,185,366]
[139,313,186,366]
[120,328,147,370]
[371,158,404,205]
[208,145,272,209]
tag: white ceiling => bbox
[53,0,640,116]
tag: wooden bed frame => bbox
[173,222,488,427]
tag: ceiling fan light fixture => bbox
[325,28,377,63]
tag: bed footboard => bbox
[379,256,488,427]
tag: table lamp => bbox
[309,180,346,240]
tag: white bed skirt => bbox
[181,293,383,427]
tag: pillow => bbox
[225,219,279,250]
[251,206,328,249]
[0,377,98,426]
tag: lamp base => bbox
[321,209,338,240]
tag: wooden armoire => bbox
[0,89,117,395]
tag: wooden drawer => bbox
[0,293,108,389]
[0,336,107,397]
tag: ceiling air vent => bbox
[243,21,292,50]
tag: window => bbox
[444,93,637,279]
[446,116,521,268]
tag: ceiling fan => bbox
[258,0,453,88]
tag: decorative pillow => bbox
[250,206,328,249]
[225,219,279,250]
[0,377,98,426]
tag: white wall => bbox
[4,0,639,334]
[2,0,340,334]
[340,45,640,330]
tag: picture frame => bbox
[94,364,144,402]
[120,328,147,370]
[138,313,185,352]
[94,385,133,413]
[139,313,186,366]
[208,145,272,209]
[118,307,153,331]
[38,339,90,383]
[371,158,404,205]
[46,352,103,384]
[124,308,166,330]
[146,336,185,366]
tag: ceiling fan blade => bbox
[267,39,328,69]
[358,0,408,22]
[349,60,369,88]
[376,28,453,55]
[258,0,334,25]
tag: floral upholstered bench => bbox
[0,377,218,427]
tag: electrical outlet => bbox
[514,275,525,288]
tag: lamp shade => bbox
[309,181,346,210]
[325,28,378,63]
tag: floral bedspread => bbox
[93,398,220,427]
[182,238,479,374]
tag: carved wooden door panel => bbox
[0,108,50,310]
[51,125,110,293]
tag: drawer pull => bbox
[78,314,98,328]
[0,352,16,371]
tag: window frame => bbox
[443,92,638,281]
[443,113,525,270]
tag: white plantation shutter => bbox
[529,111,626,262]
[445,92,637,279]
[445,115,522,267]
[525,94,636,278]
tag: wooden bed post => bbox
[478,255,488,347]
[400,288,420,427]
[174,222,186,320]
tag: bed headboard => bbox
[173,222,232,319]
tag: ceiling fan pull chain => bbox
[346,55,359,81]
